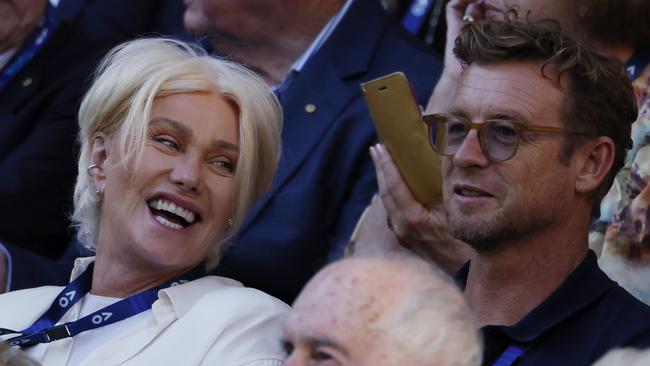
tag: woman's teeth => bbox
[148,199,196,224]
[154,215,184,230]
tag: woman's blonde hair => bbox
[72,38,282,265]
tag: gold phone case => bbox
[361,72,442,206]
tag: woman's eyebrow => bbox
[149,117,193,137]
[212,139,239,152]
[151,116,239,152]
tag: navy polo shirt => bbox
[455,250,650,366]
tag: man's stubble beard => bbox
[444,193,556,255]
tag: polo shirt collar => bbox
[455,250,618,342]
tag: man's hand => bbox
[368,144,472,274]
[347,195,413,258]
[0,249,6,293]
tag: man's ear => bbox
[575,136,615,194]
[89,133,110,191]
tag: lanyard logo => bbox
[58,291,77,308]
[0,262,205,347]
[91,312,113,325]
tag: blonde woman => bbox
[0,38,285,366]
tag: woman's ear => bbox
[575,136,615,195]
[89,133,110,192]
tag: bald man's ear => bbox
[574,136,615,195]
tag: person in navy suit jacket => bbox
[0,0,107,258]
[3,0,442,303]
[0,0,187,259]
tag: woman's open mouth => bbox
[147,198,202,230]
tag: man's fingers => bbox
[348,194,403,257]
[370,144,399,216]
[374,144,421,213]
[370,145,389,208]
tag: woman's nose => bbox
[169,155,203,193]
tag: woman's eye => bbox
[211,158,235,174]
[154,136,179,150]
[312,350,333,361]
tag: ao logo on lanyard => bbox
[0,262,204,347]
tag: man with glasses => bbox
[354,18,650,365]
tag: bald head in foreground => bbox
[283,256,481,366]
[593,348,650,366]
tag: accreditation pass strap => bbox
[0,262,203,347]
[492,344,527,366]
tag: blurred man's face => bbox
[182,0,213,36]
[283,262,407,366]
[0,0,47,52]
[183,0,303,40]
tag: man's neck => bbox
[464,220,589,327]
[213,35,315,85]
[208,6,341,86]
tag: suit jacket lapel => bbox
[0,60,43,118]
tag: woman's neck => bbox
[90,245,192,298]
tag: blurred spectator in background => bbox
[283,255,482,366]
[182,0,442,303]
[583,0,650,305]
[0,0,105,260]
[69,0,187,43]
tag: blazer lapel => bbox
[0,62,42,115]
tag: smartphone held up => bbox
[361,72,443,207]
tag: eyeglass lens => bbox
[429,116,519,161]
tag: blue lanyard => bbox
[0,4,59,92]
[626,49,649,81]
[492,345,526,366]
[402,0,433,34]
[0,262,204,347]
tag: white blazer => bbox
[0,258,288,365]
